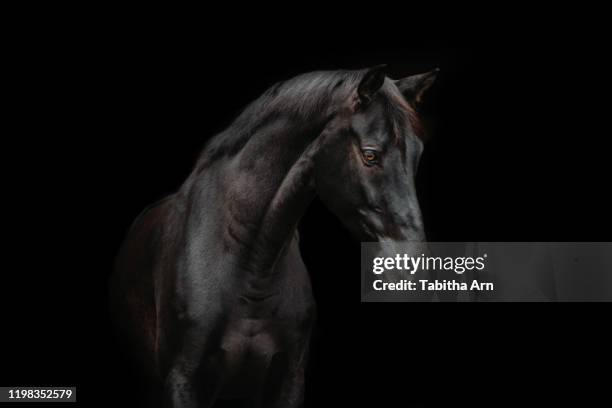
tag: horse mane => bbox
[193,69,422,172]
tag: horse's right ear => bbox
[357,65,387,107]
[395,68,439,106]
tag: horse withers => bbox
[110,66,437,407]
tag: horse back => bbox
[110,195,177,378]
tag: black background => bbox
[3,9,611,407]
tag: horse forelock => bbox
[381,82,425,148]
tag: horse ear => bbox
[357,65,387,106]
[395,68,439,105]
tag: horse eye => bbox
[362,149,379,165]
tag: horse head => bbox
[313,66,437,244]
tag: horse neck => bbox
[216,113,330,276]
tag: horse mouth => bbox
[239,293,279,303]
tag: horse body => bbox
[114,157,316,405]
[111,67,437,407]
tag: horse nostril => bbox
[373,206,384,214]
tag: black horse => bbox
[110,66,437,407]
